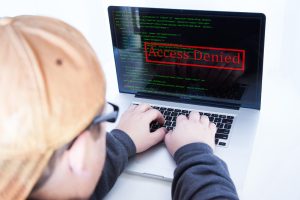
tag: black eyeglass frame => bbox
[87,102,119,129]
[67,101,119,149]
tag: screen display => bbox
[108,6,265,109]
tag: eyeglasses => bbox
[87,102,119,129]
[67,101,119,149]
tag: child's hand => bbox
[116,104,167,153]
[164,111,217,156]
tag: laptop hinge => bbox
[135,92,241,110]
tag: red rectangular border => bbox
[144,42,245,71]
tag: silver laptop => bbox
[108,6,265,193]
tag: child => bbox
[0,16,238,200]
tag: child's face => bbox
[31,122,107,199]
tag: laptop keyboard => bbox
[138,104,234,147]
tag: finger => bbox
[128,104,137,111]
[164,131,172,148]
[209,122,217,134]
[164,132,175,156]
[151,127,167,145]
[200,115,210,126]
[189,111,200,121]
[176,115,187,123]
[144,109,165,125]
[135,103,152,112]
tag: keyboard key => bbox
[165,121,172,126]
[216,123,224,128]
[214,118,221,123]
[217,129,226,133]
[219,115,226,118]
[166,126,172,131]
[167,108,174,111]
[165,116,172,121]
[209,117,214,121]
[152,124,159,129]
[227,116,234,119]
[216,134,228,139]
[164,111,171,116]
[175,109,181,112]
[224,124,231,129]
[171,112,177,117]
[215,138,219,144]
[150,121,156,126]
[219,142,226,146]
[222,119,233,124]
[212,114,218,117]
[204,113,211,116]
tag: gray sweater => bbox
[90,129,239,200]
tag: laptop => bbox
[108,6,265,193]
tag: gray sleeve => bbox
[90,129,136,200]
[172,143,239,200]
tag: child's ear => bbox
[67,130,91,175]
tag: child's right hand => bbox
[116,104,167,153]
[164,111,217,156]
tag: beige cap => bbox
[0,16,106,199]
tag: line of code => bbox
[111,10,247,101]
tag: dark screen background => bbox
[108,6,265,109]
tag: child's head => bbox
[0,16,107,199]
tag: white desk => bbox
[102,61,300,200]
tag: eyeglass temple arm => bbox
[92,102,119,124]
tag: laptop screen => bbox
[108,6,265,109]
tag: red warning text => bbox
[144,42,245,71]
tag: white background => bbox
[1,0,300,199]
